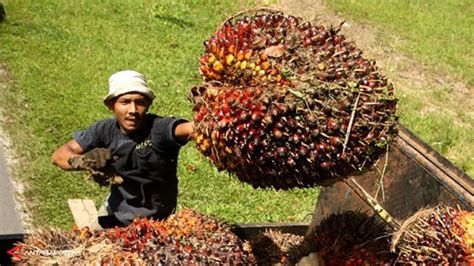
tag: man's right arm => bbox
[51,140,85,170]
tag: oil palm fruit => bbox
[291,211,395,265]
[391,206,473,265]
[190,9,398,189]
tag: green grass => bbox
[0,0,318,229]
[327,0,474,176]
[396,88,474,175]
[326,0,474,86]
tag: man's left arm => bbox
[173,121,194,144]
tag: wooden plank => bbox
[67,199,100,230]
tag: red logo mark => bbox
[7,244,23,260]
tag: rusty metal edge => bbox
[0,233,23,241]
[397,124,474,208]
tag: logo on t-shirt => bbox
[136,139,152,150]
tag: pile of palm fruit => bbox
[13,206,472,264]
[391,205,473,265]
[190,9,398,189]
[14,208,255,265]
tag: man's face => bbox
[109,93,151,135]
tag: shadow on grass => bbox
[0,3,6,22]
[154,15,194,29]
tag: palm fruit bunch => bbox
[13,208,255,265]
[391,206,473,265]
[190,9,398,189]
[291,211,396,265]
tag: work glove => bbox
[68,148,123,186]
[68,148,112,170]
[89,164,124,186]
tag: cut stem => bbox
[344,178,400,231]
[342,91,361,155]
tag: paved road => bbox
[0,143,24,235]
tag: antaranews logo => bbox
[6,244,77,261]
[7,244,23,260]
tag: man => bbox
[52,70,193,228]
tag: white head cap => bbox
[103,70,155,104]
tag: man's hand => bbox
[68,148,112,170]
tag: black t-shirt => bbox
[73,114,187,225]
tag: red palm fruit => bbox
[236,49,245,61]
[273,128,283,139]
[210,41,218,55]
[329,136,342,146]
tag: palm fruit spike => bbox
[191,9,398,189]
[391,206,474,265]
[290,211,396,265]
